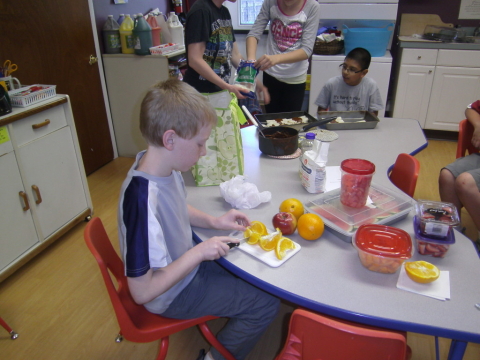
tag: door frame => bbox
[87,0,119,159]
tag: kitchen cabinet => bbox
[0,96,92,282]
[392,48,480,130]
[102,52,185,157]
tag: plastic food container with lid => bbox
[353,224,413,274]
[340,158,375,208]
[414,200,459,239]
[413,216,455,258]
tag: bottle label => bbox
[107,34,121,48]
[126,35,134,49]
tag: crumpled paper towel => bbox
[220,175,271,209]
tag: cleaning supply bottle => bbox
[167,12,184,46]
[156,12,171,44]
[117,14,125,25]
[119,14,134,54]
[147,14,161,47]
[133,14,152,55]
[102,15,121,54]
[299,132,316,177]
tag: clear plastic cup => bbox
[340,158,375,208]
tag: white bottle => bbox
[167,12,184,46]
[157,12,171,44]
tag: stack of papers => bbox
[396,266,450,301]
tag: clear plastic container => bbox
[413,216,455,258]
[353,224,412,274]
[340,158,375,208]
[415,200,460,239]
[305,182,414,242]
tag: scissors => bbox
[3,60,18,76]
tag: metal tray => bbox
[254,111,318,131]
[318,111,380,130]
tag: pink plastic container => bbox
[340,158,375,208]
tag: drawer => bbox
[437,49,480,67]
[401,48,438,65]
[11,105,67,146]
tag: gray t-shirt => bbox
[315,76,384,112]
[118,150,198,314]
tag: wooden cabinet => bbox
[392,48,480,130]
[0,96,92,282]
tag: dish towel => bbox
[396,265,450,301]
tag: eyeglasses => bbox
[339,63,363,74]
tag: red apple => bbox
[272,212,297,235]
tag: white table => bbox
[183,118,480,359]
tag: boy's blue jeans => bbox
[161,260,280,360]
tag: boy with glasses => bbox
[315,47,383,116]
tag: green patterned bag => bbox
[191,90,247,186]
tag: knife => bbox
[227,237,248,249]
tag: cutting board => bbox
[399,14,454,36]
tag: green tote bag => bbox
[192,90,247,186]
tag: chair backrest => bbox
[456,119,479,159]
[276,309,409,360]
[84,217,158,341]
[389,153,420,198]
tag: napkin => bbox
[219,175,271,209]
[396,265,450,301]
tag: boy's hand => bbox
[213,209,250,231]
[199,236,235,261]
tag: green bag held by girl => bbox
[191,90,247,186]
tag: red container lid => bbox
[354,224,412,259]
[341,158,375,175]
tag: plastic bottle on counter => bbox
[299,132,316,177]
[147,14,161,47]
[102,15,121,54]
[167,12,184,46]
[117,14,125,25]
[157,12,171,44]
[133,14,153,55]
[119,14,134,54]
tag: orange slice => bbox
[243,220,268,239]
[405,261,440,284]
[259,228,282,251]
[275,237,295,260]
[247,232,261,245]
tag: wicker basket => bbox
[313,39,344,55]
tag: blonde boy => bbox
[118,79,279,360]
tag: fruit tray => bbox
[305,182,414,242]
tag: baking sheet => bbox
[254,111,318,131]
[318,111,380,130]
[229,230,301,267]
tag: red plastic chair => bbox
[0,316,18,340]
[456,119,479,159]
[275,309,411,360]
[389,153,420,198]
[84,217,235,360]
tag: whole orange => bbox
[297,213,324,240]
[279,198,304,220]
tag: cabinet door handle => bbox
[428,70,433,74]
[19,191,30,211]
[31,185,43,204]
[32,119,50,130]
[417,56,422,60]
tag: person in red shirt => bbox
[439,100,480,250]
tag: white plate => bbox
[229,230,301,267]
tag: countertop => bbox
[399,36,480,50]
